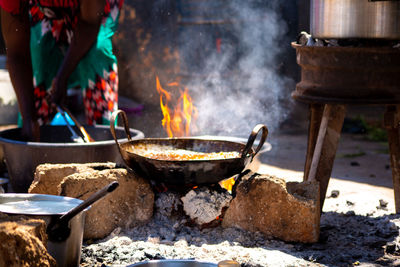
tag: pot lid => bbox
[0,193,83,215]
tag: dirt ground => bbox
[1,50,399,264]
[253,116,400,266]
[80,126,400,267]
[259,130,395,215]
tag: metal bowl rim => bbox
[0,125,144,147]
[0,193,90,215]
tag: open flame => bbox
[156,76,198,137]
[156,76,235,192]
[219,177,236,193]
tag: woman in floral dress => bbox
[0,0,123,140]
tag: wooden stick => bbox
[384,105,400,213]
[308,105,331,182]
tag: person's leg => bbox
[82,64,118,125]
[74,0,122,125]
[29,5,66,124]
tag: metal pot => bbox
[0,193,86,266]
[0,125,144,192]
[0,182,119,267]
[110,110,268,186]
[310,0,400,39]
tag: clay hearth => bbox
[29,163,154,240]
[29,162,320,243]
[0,213,56,267]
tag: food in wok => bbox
[110,110,268,185]
[127,143,241,161]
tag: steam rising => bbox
[177,0,295,137]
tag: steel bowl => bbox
[0,125,144,192]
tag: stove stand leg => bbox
[304,104,324,181]
[305,104,346,210]
[384,105,400,214]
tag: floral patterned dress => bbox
[3,0,123,125]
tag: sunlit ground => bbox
[257,132,395,216]
[258,164,395,215]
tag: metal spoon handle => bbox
[56,105,84,142]
[57,181,119,225]
[62,106,95,142]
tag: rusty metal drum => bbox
[292,42,400,104]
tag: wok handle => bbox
[110,110,132,148]
[241,124,269,161]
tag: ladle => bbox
[56,105,95,143]
[56,105,85,143]
[63,106,95,142]
[47,181,119,242]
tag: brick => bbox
[222,172,320,243]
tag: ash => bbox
[155,192,181,218]
[81,190,400,267]
[181,187,232,225]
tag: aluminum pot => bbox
[0,125,144,192]
[310,0,400,39]
[0,182,119,267]
[0,193,87,267]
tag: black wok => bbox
[110,110,268,185]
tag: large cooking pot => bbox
[311,0,400,39]
[0,182,118,267]
[110,110,268,185]
[0,125,144,192]
[0,194,86,266]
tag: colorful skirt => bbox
[29,0,122,125]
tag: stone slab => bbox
[29,163,154,240]
[60,168,154,239]
[29,162,116,195]
[222,172,320,243]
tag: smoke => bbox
[177,0,296,137]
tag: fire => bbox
[219,177,236,193]
[156,76,235,192]
[156,76,198,137]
